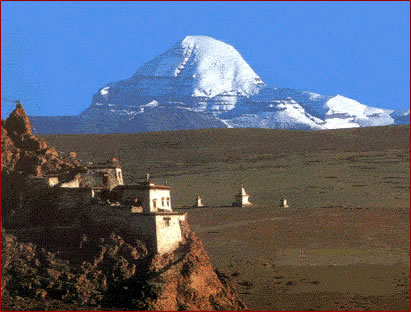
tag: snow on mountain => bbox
[390,109,410,125]
[321,95,394,129]
[71,35,410,133]
[223,99,324,130]
[84,35,266,120]
[134,35,264,98]
[325,95,368,118]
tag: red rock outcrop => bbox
[79,208,246,310]
[1,104,85,228]
[1,228,246,311]
[147,229,246,310]
[1,104,82,177]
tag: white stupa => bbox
[233,184,253,207]
[193,195,204,208]
[280,198,289,208]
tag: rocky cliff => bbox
[2,228,244,311]
[1,104,245,311]
[1,103,84,178]
[1,104,85,228]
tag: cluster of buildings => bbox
[43,159,185,255]
[45,158,288,255]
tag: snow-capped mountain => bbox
[31,35,409,134]
[134,35,264,98]
[223,88,397,130]
[84,35,264,116]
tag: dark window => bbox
[103,174,109,186]
[163,217,171,227]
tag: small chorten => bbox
[233,184,253,207]
[193,195,204,208]
[280,198,289,208]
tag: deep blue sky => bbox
[1,1,410,117]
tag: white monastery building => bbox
[114,175,186,254]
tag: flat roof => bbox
[117,183,171,190]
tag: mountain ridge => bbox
[30,35,409,134]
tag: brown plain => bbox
[43,125,410,311]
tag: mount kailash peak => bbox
[31,35,409,134]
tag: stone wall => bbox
[131,212,186,254]
[130,214,157,251]
[154,213,186,254]
[60,178,80,188]
[83,167,122,190]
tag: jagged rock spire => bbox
[4,103,33,137]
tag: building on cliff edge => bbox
[46,160,186,255]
